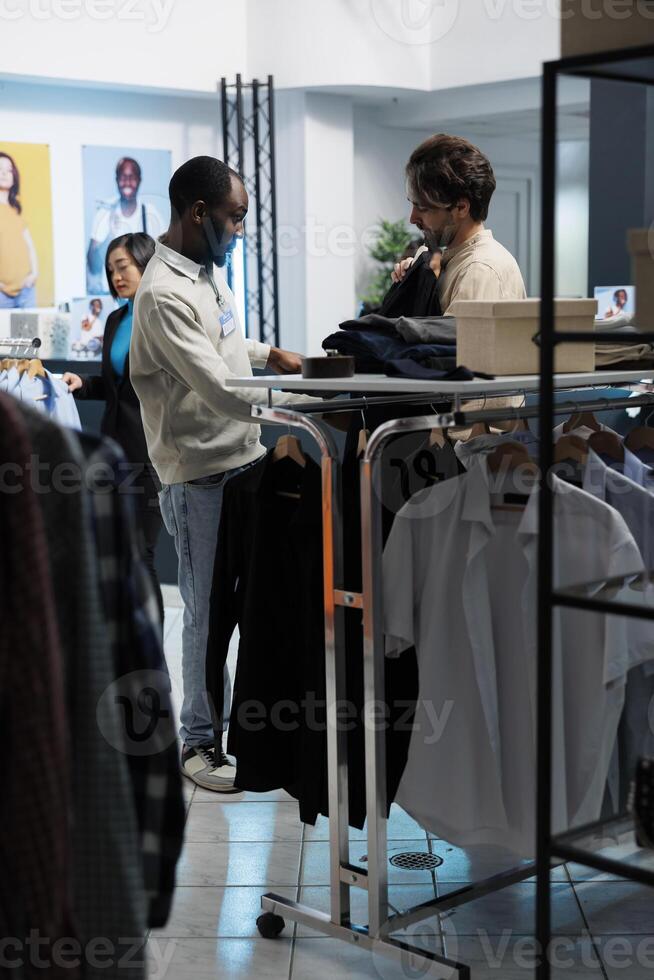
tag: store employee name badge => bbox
[219,306,236,337]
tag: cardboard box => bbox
[561,0,654,58]
[628,229,654,331]
[451,299,597,376]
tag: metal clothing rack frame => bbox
[0,337,41,358]
[235,368,654,979]
[536,42,654,980]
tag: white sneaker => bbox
[181,744,239,793]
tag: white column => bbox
[275,91,356,356]
[303,94,356,355]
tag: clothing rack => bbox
[226,369,654,979]
[0,336,42,357]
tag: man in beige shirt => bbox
[392,134,526,312]
[131,156,310,793]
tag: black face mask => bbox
[202,213,233,268]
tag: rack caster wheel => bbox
[257,912,286,938]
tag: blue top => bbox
[110,300,133,380]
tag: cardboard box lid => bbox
[628,228,653,255]
[449,298,598,319]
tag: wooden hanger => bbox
[562,411,601,434]
[16,358,31,376]
[487,441,537,473]
[554,434,588,465]
[1,357,17,372]
[588,429,624,463]
[28,358,46,379]
[357,428,370,457]
[428,427,447,448]
[469,421,491,439]
[625,427,654,453]
[487,441,538,510]
[510,417,530,433]
[272,433,306,468]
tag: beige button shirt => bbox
[439,228,527,315]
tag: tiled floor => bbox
[151,597,654,979]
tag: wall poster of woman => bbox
[0,142,55,309]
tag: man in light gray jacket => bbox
[131,156,308,792]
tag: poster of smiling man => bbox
[83,144,171,294]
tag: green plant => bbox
[361,218,415,308]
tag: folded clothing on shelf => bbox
[323,327,456,374]
[595,342,654,368]
[338,312,457,345]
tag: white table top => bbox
[226,370,652,397]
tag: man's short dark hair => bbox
[116,157,142,181]
[406,135,496,222]
[169,156,242,216]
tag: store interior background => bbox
[3,0,653,581]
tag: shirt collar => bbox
[155,241,203,282]
[442,228,493,267]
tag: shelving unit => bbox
[536,42,654,980]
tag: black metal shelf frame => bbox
[221,75,281,348]
[537,42,654,980]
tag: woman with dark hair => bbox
[0,151,39,309]
[63,232,164,623]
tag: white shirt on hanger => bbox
[383,457,643,855]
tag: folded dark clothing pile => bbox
[338,313,456,345]
[322,327,457,374]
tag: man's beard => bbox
[424,225,455,250]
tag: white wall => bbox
[429,0,560,90]
[1,0,559,96]
[353,109,432,301]
[0,0,246,93]
[247,0,432,92]
[556,139,590,297]
[0,79,221,303]
[274,89,307,353]
[303,94,356,354]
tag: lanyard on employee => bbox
[205,266,228,311]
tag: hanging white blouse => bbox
[383,456,644,855]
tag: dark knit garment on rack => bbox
[14,407,147,978]
[0,394,74,979]
[77,432,185,929]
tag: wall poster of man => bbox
[83,145,171,293]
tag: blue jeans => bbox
[0,285,36,309]
[159,460,259,748]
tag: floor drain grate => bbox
[389,852,443,872]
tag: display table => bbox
[226,368,652,397]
